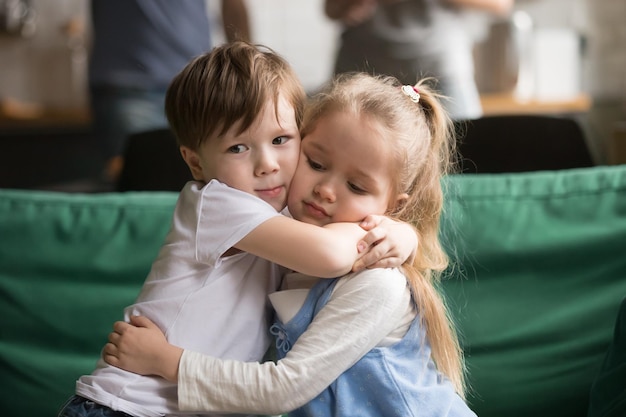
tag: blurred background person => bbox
[325,0,513,120]
[89,0,250,185]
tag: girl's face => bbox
[287,110,399,226]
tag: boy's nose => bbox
[255,151,280,176]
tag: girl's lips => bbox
[303,201,329,218]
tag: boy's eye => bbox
[272,136,289,145]
[228,144,248,154]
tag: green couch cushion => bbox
[587,297,626,417]
[0,190,178,416]
[1,164,625,416]
[440,165,626,417]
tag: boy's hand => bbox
[103,315,182,382]
[352,215,418,271]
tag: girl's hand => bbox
[103,315,182,382]
[352,215,418,271]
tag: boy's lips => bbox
[257,185,284,199]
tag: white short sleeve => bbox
[177,180,281,267]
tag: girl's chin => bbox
[293,211,328,227]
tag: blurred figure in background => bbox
[325,0,513,120]
[89,0,250,185]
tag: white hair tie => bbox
[401,85,420,103]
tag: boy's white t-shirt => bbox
[76,180,284,417]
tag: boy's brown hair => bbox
[165,41,306,150]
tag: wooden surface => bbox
[0,99,91,130]
[480,93,592,116]
[1,94,593,129]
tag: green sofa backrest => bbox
[440,165,626,417]
[0,165,625,416]
[0,190,177,415]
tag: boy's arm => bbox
[234,216,366,278]
[196,181,417,277]
[235,215,418,277]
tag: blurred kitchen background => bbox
[0,0,625,190]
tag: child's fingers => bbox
[129,315,157,329]
[112,320,130,333]
[108,330,120,344]
[359,214,385,230]
[354,242,390,270]
[102,342,123,368]
[365,257,402,270]
[359,227,386,251]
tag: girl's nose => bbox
[314,181,335,202]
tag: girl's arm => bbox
[233,215,417,278]
[104,269,411,415]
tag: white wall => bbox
[210,0,340,94]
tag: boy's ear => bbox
[180,146,204,181]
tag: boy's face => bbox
[287,111,398,226]
[182,95,301,212]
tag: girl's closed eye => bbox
[227,144,248,154]
[306,156,325,171]
[348,182,367,194]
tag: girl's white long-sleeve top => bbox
[177,267,416,416]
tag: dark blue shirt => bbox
[89,0,211,88]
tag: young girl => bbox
[104,72,475,417]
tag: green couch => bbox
[1,165,625,416]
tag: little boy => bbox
[58,41,414,417]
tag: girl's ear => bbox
[180,146,204,181]
[393,192,409,211]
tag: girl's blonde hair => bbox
[302,72,465,396]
